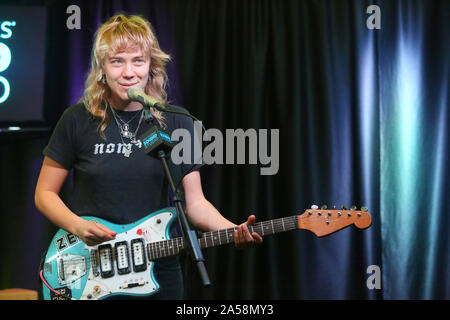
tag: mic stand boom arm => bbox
[139,108,211,288]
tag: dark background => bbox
[0,0,448,299]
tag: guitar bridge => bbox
[57,254,87,285]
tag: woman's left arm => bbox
[182,170,263,248]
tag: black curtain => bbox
[175,0,383,300]
[0,0,448,300]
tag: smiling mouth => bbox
[120,83,138,88]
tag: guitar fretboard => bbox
[146,216,298,261]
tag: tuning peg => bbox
[333,205,336,209]
[341,205,347,210]
[361,206,368,212]
[311,205,319,210]
[321,205,328,210]
[350,205,357,211]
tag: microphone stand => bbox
[139,107,211,288]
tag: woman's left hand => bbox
[234,215,263,249]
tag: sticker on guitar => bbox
[55,232,79,252]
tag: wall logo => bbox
[0,20,16,104]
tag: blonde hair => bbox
[80,14,170,138]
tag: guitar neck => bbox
[146,216,298,260]
[200,216,298,248]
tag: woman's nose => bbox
[122,63,134,78]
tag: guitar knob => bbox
[311,205,319,210]
[321,205,328,210]
[361,206,368,212]
[341,205,347,210]
[351,205,357,211]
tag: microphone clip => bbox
[142,107,154,124]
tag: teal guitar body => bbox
[41,207,178,300]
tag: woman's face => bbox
[103,47,150,107]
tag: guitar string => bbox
[62,216,298,260]
[64,211,365,269]
[57,211,360,264]
[60,217,297,258]
[59,218,299,269]
[57,213,362,274]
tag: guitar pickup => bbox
[130,238,147,272]
[115,241,131,275]
[98,244,114,278]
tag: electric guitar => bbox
[40,205,372,300]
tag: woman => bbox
[35,14,262,299]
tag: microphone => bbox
[127,86,204,127]
[127,86,168,112]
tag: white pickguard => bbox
[77,211,174,300]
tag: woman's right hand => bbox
[74,220,117,246]
[35,157,117,247]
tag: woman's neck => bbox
[109,97,143,111]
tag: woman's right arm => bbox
[35,156,116,246]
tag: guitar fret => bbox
[146,216,298,260]
[204,233,209,248]
[157,241,162,259]
[153,242,158,260]
[150,242,154,260]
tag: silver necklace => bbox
[110,105,143,141]
[109,105,145,157]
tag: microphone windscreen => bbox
[127,86,143,100]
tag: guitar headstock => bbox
[297,205,372,237]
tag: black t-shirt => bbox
[43,103,203,225]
